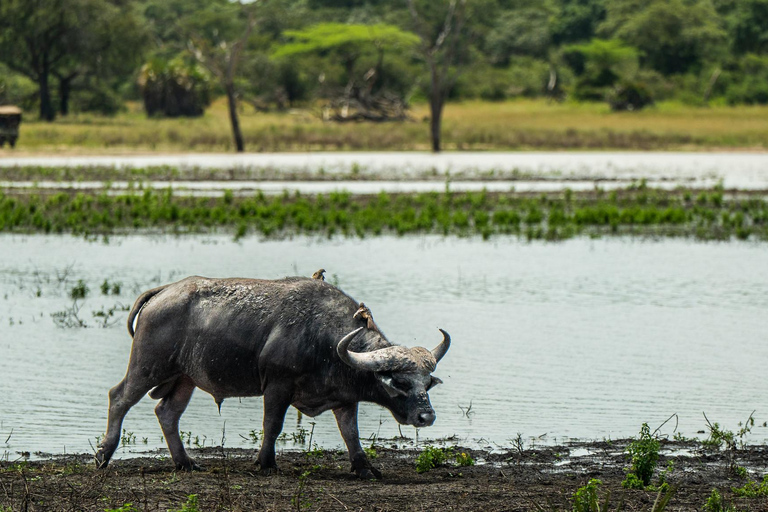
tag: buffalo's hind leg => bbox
[154,375,201,471]
[334,404,382,480]
[95,376,153,468]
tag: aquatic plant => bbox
[1,186,767,241]
[69,280,89,300]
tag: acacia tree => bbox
[406,0,468,153]
[273,23,419,120]
[187,1,256,152]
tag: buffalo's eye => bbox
[392,378,411,392]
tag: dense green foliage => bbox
[1,184,767,241]
[2,0,768,121]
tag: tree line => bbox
[1,0,767,152]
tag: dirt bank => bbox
[2,440,768,511]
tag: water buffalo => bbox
[95,275,450,479]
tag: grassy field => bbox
[5,99,768,154]
[1,185,765,241]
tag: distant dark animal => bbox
[311,269,326,281]
[94,276,450,479]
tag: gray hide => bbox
[94,276,450,479]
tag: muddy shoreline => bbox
[3,441,768,511]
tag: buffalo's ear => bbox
[427,376,443,390]
[377,374,408,398]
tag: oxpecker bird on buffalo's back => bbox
[95,274,450,479]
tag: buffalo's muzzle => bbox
[416,411,436,427]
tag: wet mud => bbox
[3,440,768,511]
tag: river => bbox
[1,234,766,460]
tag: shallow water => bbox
[1,234,767,460]
[3,151,768,189]
[0,178,729,196]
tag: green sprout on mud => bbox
[732,475,768,497]
[622,423,660,489]
[455,451,475,467]
[702,411,755,474]
[572,479,606,512]
[703,412,755,451]
[703,489,738,512]
[292,467,320,511]
[104,505,139,512]
[364,445,378,459]
[170,494,200,512]
[305,444,324,460]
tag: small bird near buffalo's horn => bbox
[353,302,377,331]
[311,269,326,281]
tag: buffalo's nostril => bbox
[418,411,436,426]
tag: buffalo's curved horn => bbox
[431,329,451,364]
[337,327,404,372]
[336,327,367,369]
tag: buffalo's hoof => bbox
[94,451,110,469]
[259,466,278,476]
[354,465,382,480]
[176,460,204,472]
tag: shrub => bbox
[415,446,453,473]
[622,423,660,489]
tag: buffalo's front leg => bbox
[256,385,292,475]
[155,376,200,471]
[334,404,382,480]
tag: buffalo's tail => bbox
[127,285,168,338]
